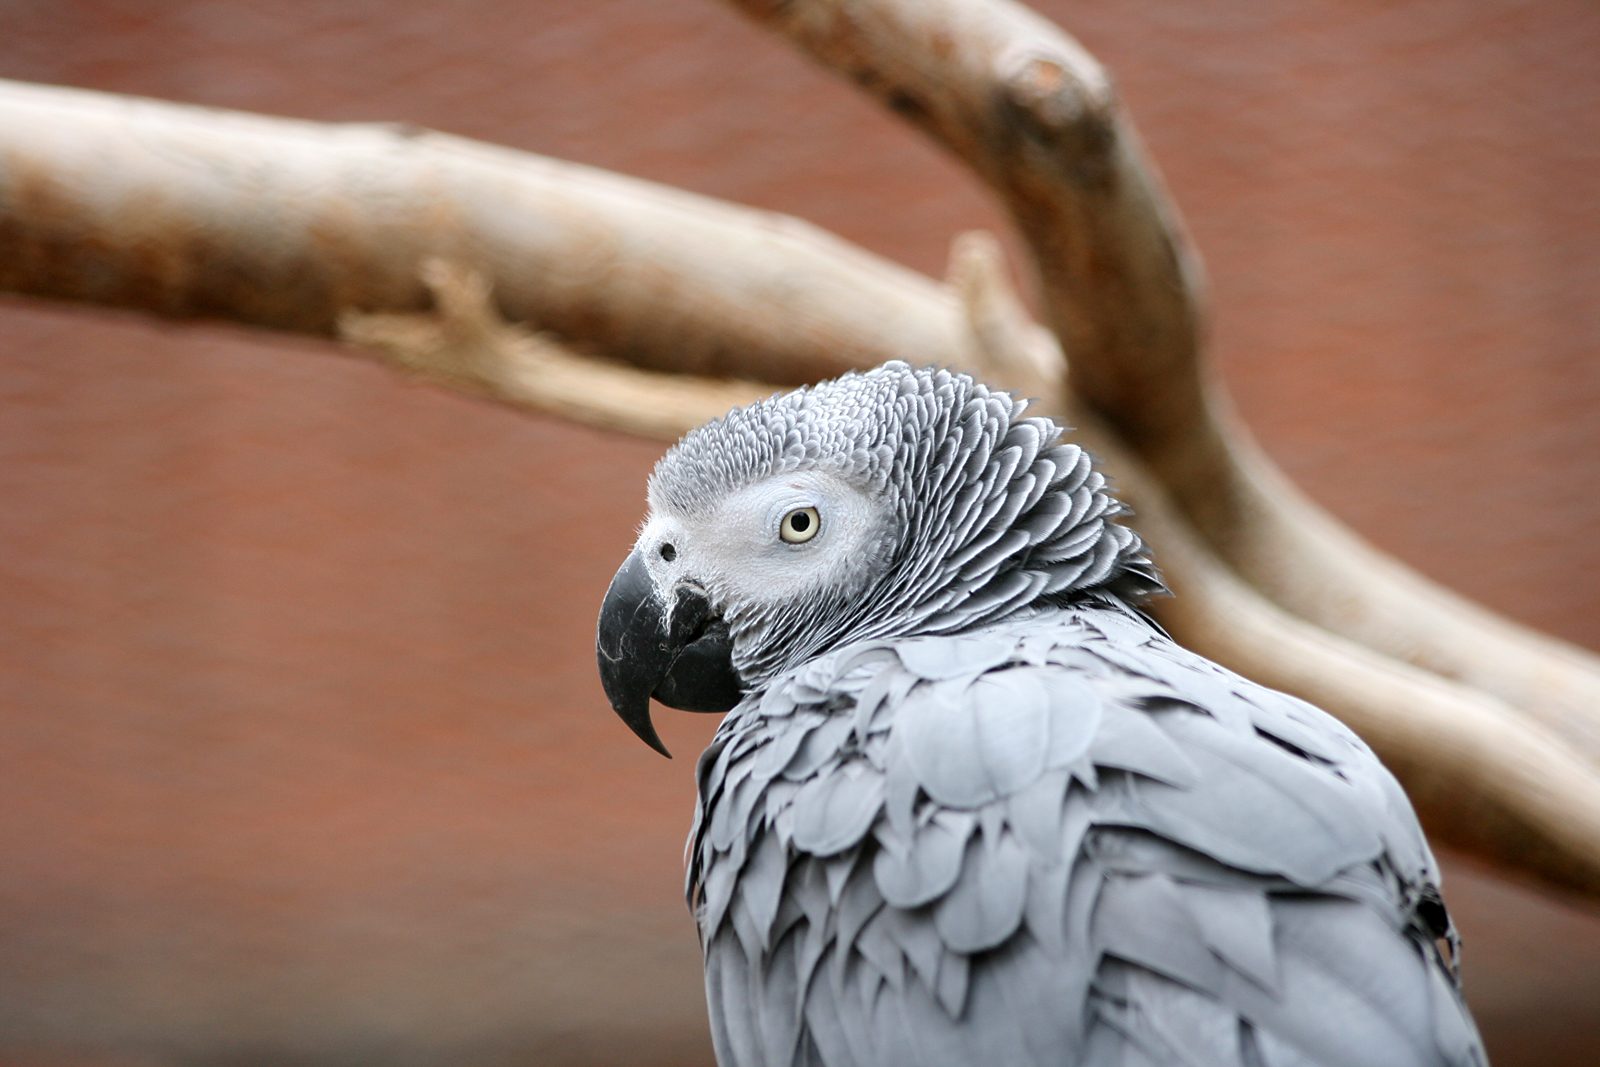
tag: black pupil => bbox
[660,543,677,562]
[789,511,811,533]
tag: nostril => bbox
[660,543,677,563]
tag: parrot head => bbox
[596,361,1161,755]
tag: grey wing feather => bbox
[689,605,1486,1067]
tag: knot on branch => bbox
[998,49,1118,186]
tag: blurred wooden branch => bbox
[0,79,962,385]
[1,0,1598,906]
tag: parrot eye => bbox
[779,506,821,544]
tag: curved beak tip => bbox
[596,548,684,757]
[630,715,672,759]
[596,547,740,757]
[601,679,673,758]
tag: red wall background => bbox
[1,2,1596,1064]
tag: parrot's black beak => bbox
[596,549,743,757]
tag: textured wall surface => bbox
[1,2,1596,1065]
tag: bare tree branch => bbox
[2,73,1598,895]
[723,0,1600,761]
[0,78,966,386]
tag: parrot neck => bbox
[729,418,1165,688]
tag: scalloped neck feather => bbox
[648,362,1165,683]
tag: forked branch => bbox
[0,9,1597,901]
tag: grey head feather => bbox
[648,362,1165,684]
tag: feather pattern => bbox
[688,607,1485,1067]
[649,364,1162,685]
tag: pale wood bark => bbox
[0,79,962,386]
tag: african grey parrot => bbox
[596,361,1486,1067]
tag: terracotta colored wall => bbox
[1,3,1596,1065]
